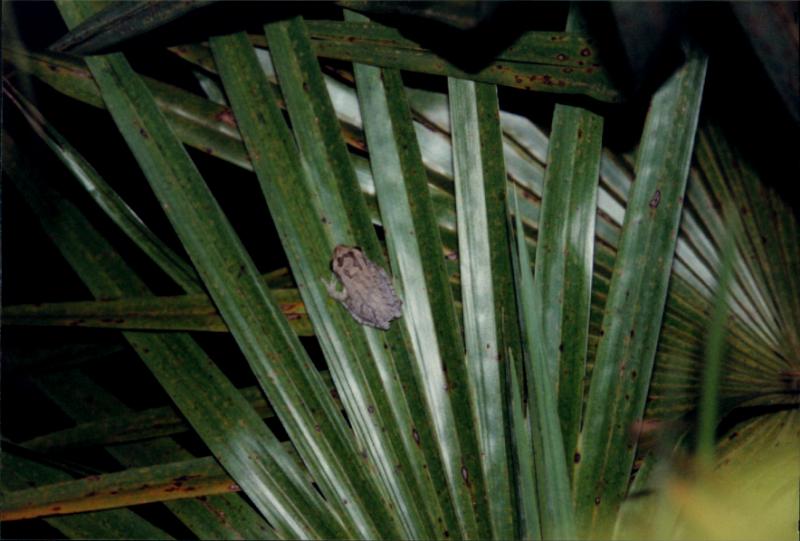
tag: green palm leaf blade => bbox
[2,46,253,170]
[1,456,239,521]
[3,46,106,109]
[1,454,173,540]
[572,45,708,537]
[340,29,466,541]
[529,6,604,468]
[2,288,313,336]
[532,102,602,465]
[512,191,576,539]
[508,359,542,540]
[29,368,274,539]
[448,77,515,540]
[297,19,601,66]
[247,20,621,102]
[49,0,216,54]
[348,12,496,539]
[206,30,404,539]
[4,132,333,539]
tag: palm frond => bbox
[2,2,797,540]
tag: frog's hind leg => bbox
[349,303,391,330]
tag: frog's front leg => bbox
[323,276,348,302]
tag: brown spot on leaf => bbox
[649,190,661,208]
[215,108,236,127]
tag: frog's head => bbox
[331,245,364,273]
[332,244,356,260]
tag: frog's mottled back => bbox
[325,245,403,330]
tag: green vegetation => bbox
[2,2,797,539]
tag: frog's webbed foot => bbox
[322,276,348,302]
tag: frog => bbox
[323,245,403,330]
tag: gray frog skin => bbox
[324,245,403,330]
